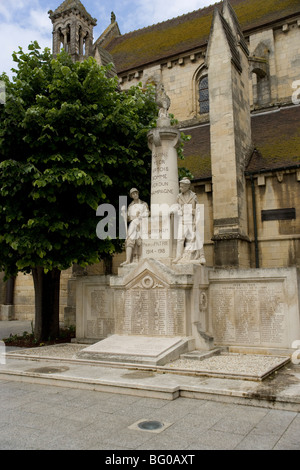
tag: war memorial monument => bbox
[1,0,300,379]
[76,87,300,367]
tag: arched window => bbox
[199,76,209,114]
[250,42,271,108]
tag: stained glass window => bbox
[199,76,209,114]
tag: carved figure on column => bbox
[155,83,171,119]
[173,178,206,265]
[121,188,149,265]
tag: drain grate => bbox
[121,371,155,379]
[27,366,69,374]
[138,420,163,431]
[128,419,173,433]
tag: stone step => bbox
[180,348,225,361]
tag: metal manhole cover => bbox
[138,420,163,431]
[129,419,173,433]
[27,366,69,374]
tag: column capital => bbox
[147,127,180,150]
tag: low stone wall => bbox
[75,261,210,348]
[209,267,300,350]
[74,264,300,352]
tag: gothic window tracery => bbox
[199,75,209,114]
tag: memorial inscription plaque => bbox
[85,287,114,339]
[142,239,170,259]
[114,275,186,336]
[151,151,175,201]
[211,281,287,347]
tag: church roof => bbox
[104,0,300,73]
[180,105,300,180]
[247,106,300,174]
[179,125,212,180]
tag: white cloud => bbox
[111,0,213,33]
[0,0,52,78]
[29,8,53,35]
[0,3,10,22]
[92,0,214,35]
[0,23,51,78]
[0,0,28,22]
[0,0,215,77]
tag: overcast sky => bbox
[0,0,215,78]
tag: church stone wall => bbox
[247,171,300,268]
[193,183,214,267]
[161,58,204,122]
[2,268,73,323]
[119,19,300,121]
[119,55,205,123]
[249,29,277,107]
[274,23,300,104]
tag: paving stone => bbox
[0,371,299,450]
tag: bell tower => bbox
[48,0,97,62]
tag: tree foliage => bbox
[0,42,158,279]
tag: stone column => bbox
[142,116,181,261]
[61,28,68,51]
[79,28,84,56]
[69,22,78,61]
[85,32,93,57]
[148,126,180,206]
[207,4,252,267]
[52,29,61,57]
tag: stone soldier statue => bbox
[173,177,206,264]
[121,188,149,265]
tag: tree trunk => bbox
[32,267,61,342]
[4,276,16,305]
[103,255,113,275]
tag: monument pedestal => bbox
[141,213,177,263]
[77,110,211,365]
[77,258,213,364]
[77,334,194,366]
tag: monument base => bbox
[76,334,195,366]
[75,264,300,357]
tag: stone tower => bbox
[48,0,97,62]
[206,1,252,267]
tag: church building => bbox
[1,0,300,323]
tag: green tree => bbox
[0,42,158,341]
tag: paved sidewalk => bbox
[0,377,300,450]
[1,321,300,450]
[0,321,32,341]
